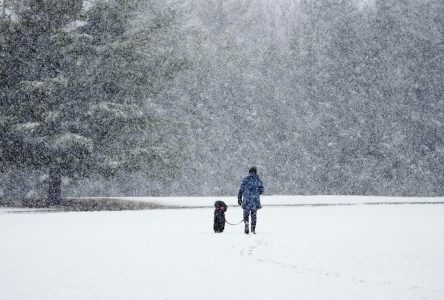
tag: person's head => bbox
[249,166,257,175]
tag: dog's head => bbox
[214,200,227,211]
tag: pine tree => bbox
[0,0,186,204]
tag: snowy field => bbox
[1,196,444,300]
[121,195,444,207]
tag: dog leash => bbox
[225,219,244,225]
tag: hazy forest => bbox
[1,0,443,203]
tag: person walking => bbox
[238,166,264,234]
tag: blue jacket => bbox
[238,174,264,210]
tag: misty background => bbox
[1,0,443,201]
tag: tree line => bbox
[1,0,443,202]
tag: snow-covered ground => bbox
[80,195,444,208]
[1,196,444,300]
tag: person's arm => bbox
[258,179,264,195]
[238,184,243,205]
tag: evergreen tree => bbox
[0,0,185,204]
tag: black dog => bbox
[214,201,228,233]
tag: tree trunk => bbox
[48,166,62,205]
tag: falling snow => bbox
[1,0,443,199]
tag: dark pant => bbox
[243,209,257,226]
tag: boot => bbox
[251,225,256,234]
[244,222,249,234]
